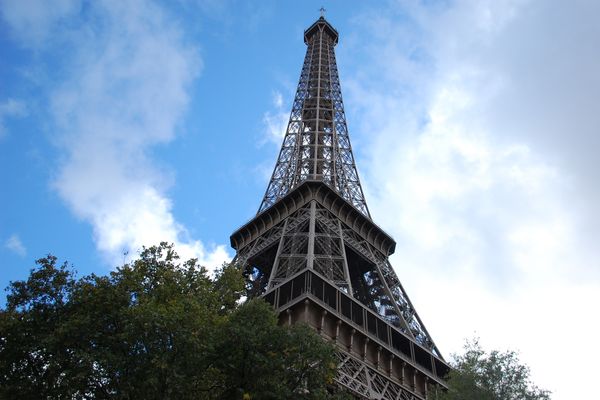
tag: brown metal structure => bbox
[231,16,448,399]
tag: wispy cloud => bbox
[0,0,80,48]
[255,90,290,184]
[262,90,289,145]
[0,99,27,138]
[4,234,26,257]
[345,1,600,398]
[1,0,229,268]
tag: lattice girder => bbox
[336,351,421,400]
[259,17,370,218]
[232,181,442,356]
[230,15,447,399]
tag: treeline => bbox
[0,243,549,399]
[0,244,347,399]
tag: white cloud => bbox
[0,99,27,138]
[2,0,229,269]
[262,90,289,145]
[345,1,600,399]
[273,91,283,108]
[0,0,80,47]
[5,234,26,257]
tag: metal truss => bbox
[232,16,446,399]
[335,351,422,400]
[339,226,440,356]
[259,17,370,218]
[236,199,441,356]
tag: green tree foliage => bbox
[440,339,551,400]
[0,243,347,399]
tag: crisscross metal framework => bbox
[259,17,370,218]
[236,197,440,355]
[231,16,448,399]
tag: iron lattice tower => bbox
[231,16,448,399]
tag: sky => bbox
[1,1,599,398]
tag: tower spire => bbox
[231,16,448,399]
[258,15,370,218]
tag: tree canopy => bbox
[1,243,552,400]
[440,339,551,400]
[0,243,347,399]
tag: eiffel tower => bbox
[230,15,449,399]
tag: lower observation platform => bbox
[263,269,449,399]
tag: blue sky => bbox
[1,1,599,399]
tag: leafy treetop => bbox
[0,243,348,400]
[440,339,551,400]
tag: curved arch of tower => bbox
[231,16,449,399]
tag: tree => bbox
[210,300,345,399]
[440,339,551,400]
[0,243,347,399]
